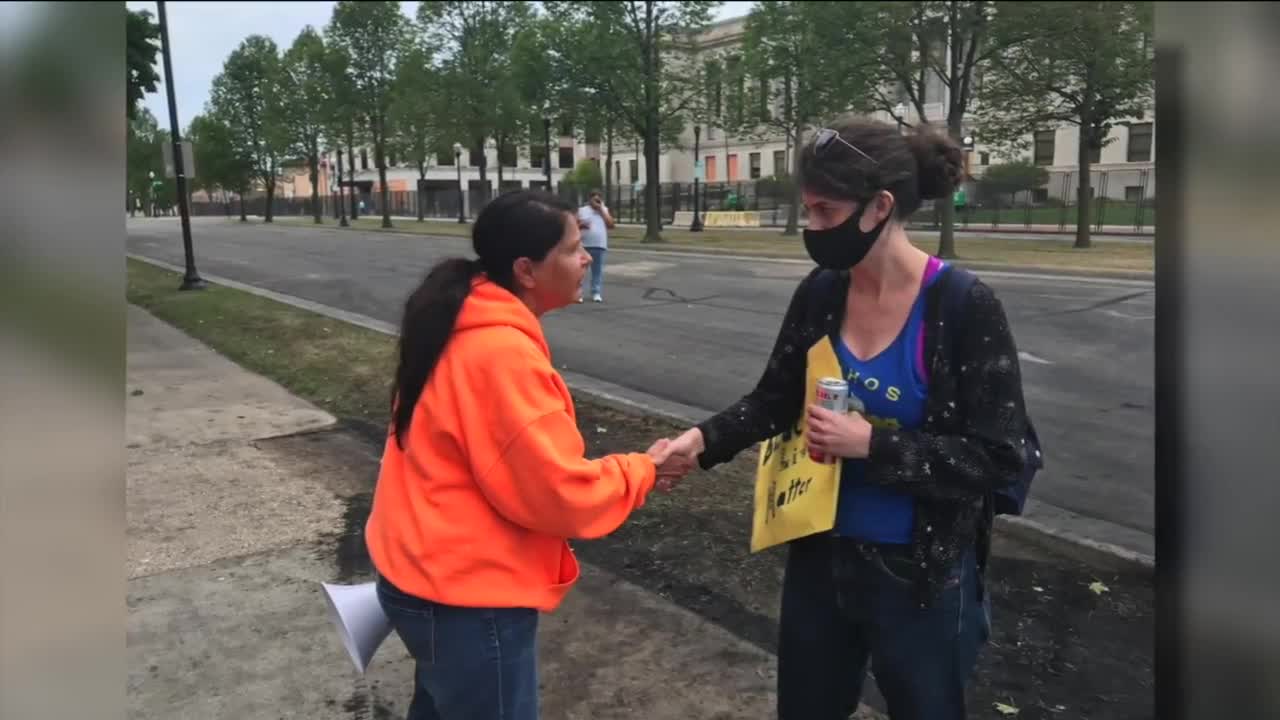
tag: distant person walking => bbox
[577,189,615,303]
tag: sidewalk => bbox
[125,306,880,719]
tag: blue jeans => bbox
[583,246,606,297]
[776,536,990,720]
[377,576,540,720]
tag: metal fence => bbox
[186,167,1154,234]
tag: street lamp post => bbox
[894,102,907,134]
[453,142,466,223]
[157,0,204,290]
[690,124,703,232]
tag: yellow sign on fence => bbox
[750,336,844,553]
[703,211,761,227]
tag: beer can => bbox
[811,377,849,464]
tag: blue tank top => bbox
[831,261,943,543]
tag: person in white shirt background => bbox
[576,189,615,303]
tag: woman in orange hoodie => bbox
[365,190,682,720]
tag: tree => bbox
[389,30,442,222]
[209,35,288,222]
[974,159,1049,206]
[323,42,365,222]
[419,1,533,205]
[188,111,254,220]
[280,27,332,224]
[329,1,407,229]
[978,1,1153,248]
[738,1,881,235]
[866,1,1027,258]
[563,158,604,194]
[127,108,162,215]
[545,1,719,243]
[126,8,160,119]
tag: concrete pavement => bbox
[127,216,1154,565]
[126,306,881,719]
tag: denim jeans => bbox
[776,535,990,720]
[376,576,540,720]
[583,246,606,297]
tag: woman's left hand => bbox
[806,405,873,460]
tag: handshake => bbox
[643,427,705,493]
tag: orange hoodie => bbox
[365,276,656,613]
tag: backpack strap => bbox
[939,264,979,341]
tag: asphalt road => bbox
[127,217,1154,554]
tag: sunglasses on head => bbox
[814,128,879,166]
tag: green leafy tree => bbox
[563,158,604,194]
[978,1,1153,247]
[738,1,881,235]
[389,30,442,221]
[329,1,407,229]
[188,111,254,220]
[322,42,365,221]
[126,108,162,215]
[419,1,534,203]
[545,1,719,243]
[209,35,289,222]
[279,26,332,224]
[126,8,160,119]
[866,1,1030,258]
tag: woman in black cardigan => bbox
[665,118,1033,720]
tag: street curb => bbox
[128,252,1154,577]
[253,217,1154,283]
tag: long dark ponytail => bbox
[390,190,575,448]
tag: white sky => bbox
[127,1,756,130]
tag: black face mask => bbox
[803,198,892,270]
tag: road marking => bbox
[1102,309,1155,321]
[1019,351,1054,365]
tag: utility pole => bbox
[157,0,204,291]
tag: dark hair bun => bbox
[906,130,964,200]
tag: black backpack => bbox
[936,265,1042,515]
[806,265,1042,515]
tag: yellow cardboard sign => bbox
[750,336,844,553]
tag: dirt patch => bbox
[572,398,1154,720]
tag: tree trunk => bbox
[784,124,801,236]
[476,135,488,206]
[935,116,962,259]
[1075,128,1093,249]
[417,161,426,222]
[346,129,358,220]
[264,179,275,223]
[239,185,248,222]
[605,123,614,204]
[642,117,662,242]
[309,150,321,224]
[497,133,504,189]
[376,127,391,229]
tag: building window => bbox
[727,153,739,182]
[1086,142,1101,165]
[773,149,786,176]
[529,144,545,170]
[757,77,770,121]
[469,144,484,168]
[979,151,990,166]
[749,152,761,179]
[1032,188,1049,203]
[361,149,369,170]
[1127,122,1153,162]
[1033,130,1055,166]
[629,159,638,183]
[437,148,454,166]
[559,120,573,138]
[1124,185,1144,202]
[558,147,574,169]
[386,151,395,167]
[615,160,621,183]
